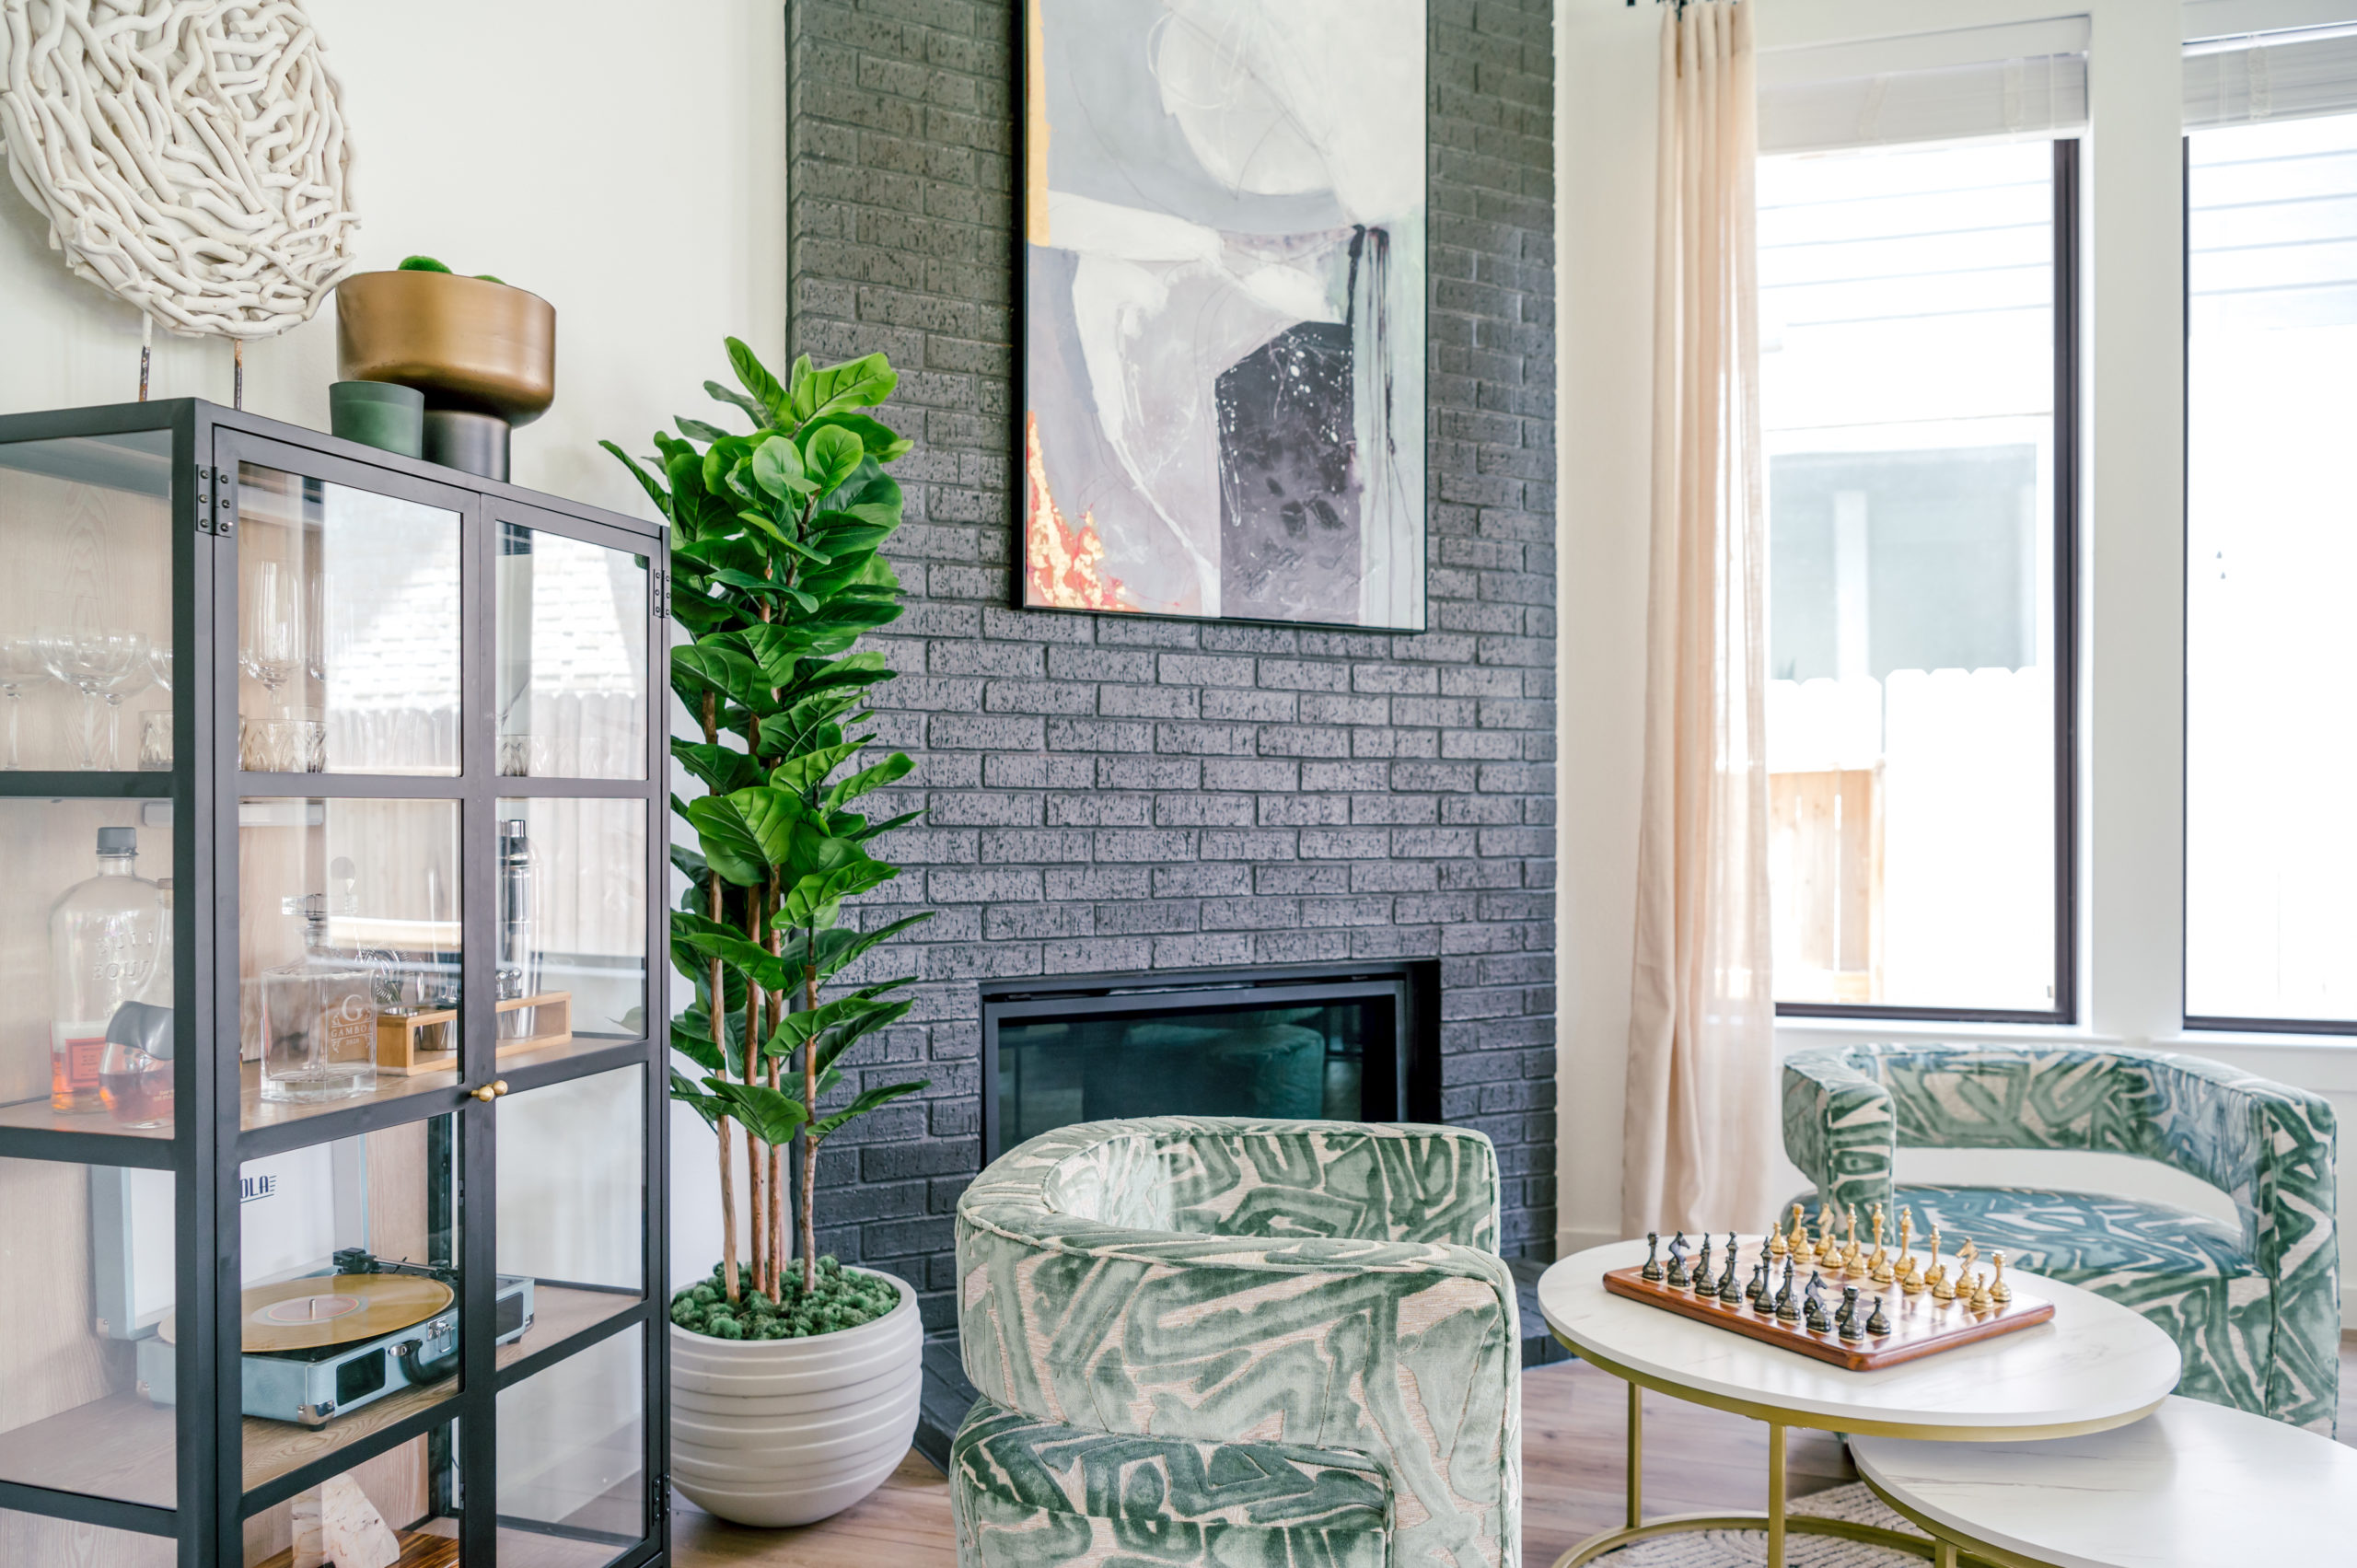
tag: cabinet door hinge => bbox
[653,566,671,620]
[194,465,233,536]
[652,1472,670,1524]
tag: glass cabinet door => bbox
[234,463,463,776]
[0,432,173,774]
[492,1064,650,1565]
[495,518,650,781]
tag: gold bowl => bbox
[334,271,556,425]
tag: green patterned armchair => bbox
[1782,1043,2340,1433]
[952,1117,1520,1568]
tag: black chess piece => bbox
[1665,1232,1689,1289]
[1773,1266,1799,1323]
[1840,1304,1867,1342]
[1744,1260,1765,1307]
[1695,1234,1713,1289]
[1865,1295,1893,1337]
[1803,1270,1827,1321]
[1642,1233,1664,1283]
[1805,1296,1831,1333]
[1716,1248,1741,1304]
[1836,1283,1860,1330]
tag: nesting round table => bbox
[1851,1393,2357,1567]
[1536,1239,2183,1568]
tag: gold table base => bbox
[1549,1376,1986,1568]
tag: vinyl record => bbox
[157,1272,454,1352]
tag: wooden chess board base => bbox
[1603,1251,2055,1371]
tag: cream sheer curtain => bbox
[1621,0,1777,1237]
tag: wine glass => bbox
[0,635,43,770]
[148,642,173,693]
[241,562,303,715]
[37,629,152,769]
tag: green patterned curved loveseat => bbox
[952,1117,1520,1568]
[1782,1042,2339,1433]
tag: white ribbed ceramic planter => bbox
[669,1267,922,1527]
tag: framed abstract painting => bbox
[1018,0,1428,630]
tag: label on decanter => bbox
[324,993,374,1062]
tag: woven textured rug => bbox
[1591,1483,1933,1565]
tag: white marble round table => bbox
[1537,1240,2181,1568]
[1851,1394,2357,1568]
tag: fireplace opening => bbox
[978,961,1441,1160]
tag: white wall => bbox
[1556,0,2357,1323]
[0,0,787,1287]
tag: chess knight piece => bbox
[1666,1232,1690,1289]
[1989,1250,2013,1305]
[1642,1232,1664,1283]
[1864,1295,1893,1337]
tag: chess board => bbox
[1603,1241,2056,1372]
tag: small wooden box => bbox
[374,993,574,1076]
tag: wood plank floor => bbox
[672,1342,2357,1565]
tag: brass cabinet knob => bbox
[470,1079,510,1101]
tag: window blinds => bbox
[1759,18,2089,157]
[2186,25,2357,130]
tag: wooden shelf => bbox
[0,1094,173,1142]
[243,1378,459,1497]
[256,1527,459,1567]
[239,1057,459,1136]
[0,1391,176,1509]
[498,1284,639,1376]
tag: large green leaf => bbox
[704,378,766,428]
[670,1069,726,1131]
[598,440,672,520]
[675,415,731,444]
[670,644,767,711]
[799,354,898,422]
[799,424,865,497]
[671,740,760,796]
[750,436,816,499]
[826,752,911,808]
[799,412,912,463]
[781,855,897,929]
[685,787,801,887]
[672,921,798,994]
[726,337,794,429]
[812,1081,927,1141]
[771,741,864,797]
[706,1078,808,1147]
[774,912,935,981]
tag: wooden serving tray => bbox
[1603,1253,2055,1371]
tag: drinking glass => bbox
[241,562,303,714]
[37,629,152,769]
[148,643,173,693]
[0,635,43,770]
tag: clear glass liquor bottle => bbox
[48,827,162,1112]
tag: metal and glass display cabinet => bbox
[0,400,670,1567]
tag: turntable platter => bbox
[157,1273,455,1352]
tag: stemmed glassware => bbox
[0,635,43,770]
[241,562,305,768]
[37,627,152,770]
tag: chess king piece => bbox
[1642,1232,1664,1283]
[1666,1231,1690,1288]
[1989,1250,2012,1305]
[1864,1295,1893,1337]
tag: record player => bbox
[140,1248,534,1428]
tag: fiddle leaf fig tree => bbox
[604,341,928,1339]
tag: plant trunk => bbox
[745,894,768,1299]
[802,960,819,1295]
[765,878,786,1288]
[702,692,737,1307]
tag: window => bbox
[1758,136,2076,1017]
[2186,32,2357,1028]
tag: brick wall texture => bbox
[785,0,1558,1330]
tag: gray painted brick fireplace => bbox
[782,0,1558,1334]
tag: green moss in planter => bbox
[670,1254,898,1341]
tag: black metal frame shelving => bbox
[0,398,672,1568]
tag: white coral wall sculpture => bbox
[0,0,358,340]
